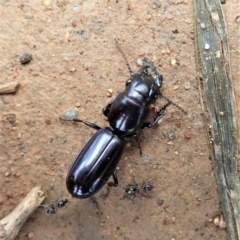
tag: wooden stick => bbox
[0,186,45,240]
[193,1,240,239]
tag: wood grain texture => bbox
[193,0,240,239]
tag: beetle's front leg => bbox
[141,102,171,129]
[60,118,101,130]
[102,103,112,117]
[161,94,187,114]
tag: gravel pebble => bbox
[173,85,179,91]
[137,58,144,66]
[69,67,76,72]
[20,53,32,65]
[75,102,81,107]
[19,191,25,196]
[184,132,191,139]
[171,59,177,65]
[184,81,191,90]
[106,92,112,97]
[158,199,164,206]
[165,48,171,54]
[167,129,176,140]
[6,191,13,199]
[200,23,206,29]
[14,172,20,178]
[175,122,181,128]
[63,108,79,120]
[205,43,210,50]
[146,14,152,20]
[28,232,34,238]
[43,0,51,7]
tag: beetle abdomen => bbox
[66,127,125,199]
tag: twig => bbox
[0,186,45,240]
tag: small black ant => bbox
[40,198,68,215]
[123,176,154,201]
[141,180,154,193]
[124,184,140,201]
[39,188,68,215]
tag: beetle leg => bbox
[107,171,118,187]
[161,94,187,114]
[100,172,118,199]
[99,186,110,200]
[102,103,112,117]
[124,133,142,155]
[72,119,102,130]
[60,117,101,130]
[141,102,171,129]
[134,134,142,156]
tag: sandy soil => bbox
[0,1,239,240]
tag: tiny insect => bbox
[124,184,140,201]
[141,180,154,192]
[124,177,154,201]
[40,198,68,215]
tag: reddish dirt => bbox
[0,1,239,240]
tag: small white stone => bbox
[184,81,191,90]
[63,108,79,120]
[216,50,221,58]
[28,232,34,238]
[137,58,143,66]
[200,23,206,29]
[205,44,210,50]
[73,4,80,11]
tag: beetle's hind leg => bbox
[107,171,118,187]
[134,134,142,156]
[99,172,118,199]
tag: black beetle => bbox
[62,43,184,199]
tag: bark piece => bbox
[0,82,19,94]
[193,1,240,239]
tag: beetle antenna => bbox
[115,39,133,75]
[161,94,187,114]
